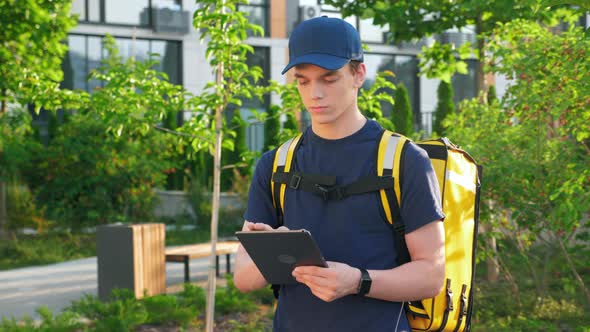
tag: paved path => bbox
[0,255,234,320]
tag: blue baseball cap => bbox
[281,16,363,75]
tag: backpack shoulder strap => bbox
[377,130,409,225]
[271,134,303,226]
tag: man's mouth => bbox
[309,106,328,112]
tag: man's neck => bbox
[311,109,367,140]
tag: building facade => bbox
[64,0,499,152]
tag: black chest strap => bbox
[272,171,394,201]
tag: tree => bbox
[358,71,396,131]
[163,107,184,191]
[433,81,455,136]
[445,18,590,305]
[191,2,266,330]
[263,105,280,151]
[222,111,250,190]
[0,0,82,113]
[487,84,498,106]
[392,84,413,136]
[325,0,584,90]
[283,111,299,132]
[0,0,85,239]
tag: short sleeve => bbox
[243,149,280,228]
[399,142,445,233]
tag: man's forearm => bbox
[367,257,445,302]
[233,245,268,292]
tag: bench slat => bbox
[165,241,239,260]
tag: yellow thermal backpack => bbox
[270,130,481,332]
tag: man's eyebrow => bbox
[321,70,339,78]
[293,70,339,79]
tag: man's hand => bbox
[235,221,289,292]
[292,262,361,302]
[241,221,289,232]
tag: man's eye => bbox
[298,80,309,86]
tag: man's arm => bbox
[292,220,445,302]
[234,221,287,292]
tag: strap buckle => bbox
[446,279,454,311]
[314,185,344,201]
[315,184,330,201]
[289,174,301,189]
[460,284,468,316]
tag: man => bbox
[234,16,445,332]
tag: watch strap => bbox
[357,268,372,295]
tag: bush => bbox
[0,307,84,332]
[23,114,171,228]
[215,275,258,315]
[264,105,281,152]
[392,83,413,136]
[433,81,455,136]
[222,111,251,191]
[5,180,48,232]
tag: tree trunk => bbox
[1,90,8,114]
[475,14,486,98]
[0,181,8,240]
[484,200,500,283]
[486,227,500,283]
[205,12,225,330]
[558,236,590,306]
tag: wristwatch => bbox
[357,268,372,296]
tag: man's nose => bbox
[311,82,324,99]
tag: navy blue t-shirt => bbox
[245,120,444,332]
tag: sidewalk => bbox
[0,255,232,320]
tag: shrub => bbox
[215,275,258,315]
[143,294,195,327]
[433,80,455,136]
[5,179,48,232]
[69,289,148,331]
[263,105,281,152]
[222,111,251,191]
[392,83,413,136]
[0,307,84,332]
[23,114,171,228]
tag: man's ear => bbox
[354,63,367,88]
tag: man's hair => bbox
[293,61,362,75]
[349,61,361,75]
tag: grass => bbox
[0,232,96,270]
[0,214,242,271]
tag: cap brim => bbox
[281,54,350,75]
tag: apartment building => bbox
[63,0,495,151]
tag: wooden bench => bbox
[165,240,240,283]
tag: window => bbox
[359,18,388,44]
[451,59,477,107]
[71,0,181,26]
[104,0,149,26]
[62,34,182,92]
[317,2,391,44]
[71,0,86,20]
[241,47,270,152]
[363,54,420,124]
[238,0,270,37]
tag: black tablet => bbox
[235,229,328,284]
